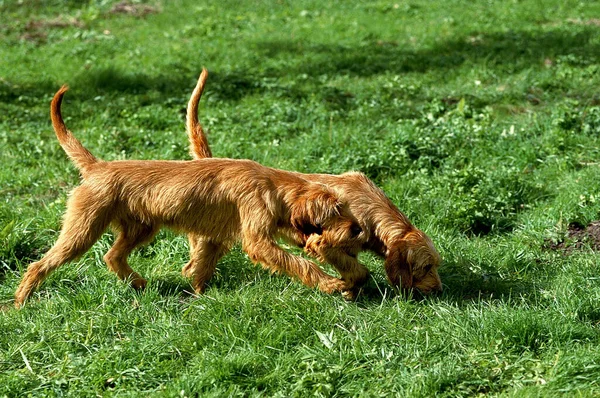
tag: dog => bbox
[14,85,365,307]
[186,69,442,298]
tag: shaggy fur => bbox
[186,69,442,298]
[14,85,364,307]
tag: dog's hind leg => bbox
[15,187,112,307]
[181,232,200,278]
[183,237,229,293]
[104,221,158,290]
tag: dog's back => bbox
[82,158,281,239]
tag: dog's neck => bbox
[370,210,414,255]
[339,176,413,256]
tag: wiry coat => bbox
[14,85,364,307]
[186,70,442,298]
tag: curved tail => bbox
[51,86,98,176]
[186,68,212,159]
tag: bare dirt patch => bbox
[21,16,83,43]
[109,2,160,17]
[567,18,600,26]
[546,221,600,253]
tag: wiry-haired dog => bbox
[186,69,442,299]
[14,85,364,307]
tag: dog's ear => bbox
[385,241,413,289]
[290,187,341,236]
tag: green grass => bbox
[2,0,600,395]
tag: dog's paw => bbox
[130,275,147,290]
[318,278,347,294]
[341,289,358,301]
[181,261,193,278]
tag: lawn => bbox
[2,0,600,396]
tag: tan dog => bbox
[186,69,442,298]
[14,85,365,307]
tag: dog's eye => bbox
[350,224,362,237]
[423,264,433,274]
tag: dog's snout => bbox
[418,283,443,296]
[350,223,362,237]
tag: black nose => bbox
[350,224,362,237]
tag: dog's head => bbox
[290,185,363,243]
[384,228,442,294]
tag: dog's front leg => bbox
[242,232,345,294]
[305,235,370,300]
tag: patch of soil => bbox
[110,2,160,17]
[545,221,600,253]
[0,303,13,313]
[567,18,600,26]
[27,17,84,29]
[21,16,83,44]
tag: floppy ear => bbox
[290,187,341,236]
[385,242,413,289]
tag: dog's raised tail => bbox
[186,68,212,159]
[51,85,98,176]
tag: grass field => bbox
[2,0,600,396]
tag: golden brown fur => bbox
[186,68,211,159]
[14,85,364,307]
[186,70,442,298]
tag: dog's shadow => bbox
[147,273,194,297]
[348,254,546,306]
[434,257,546,305]
[145,249,544,306]
[147,268,396,305]
[146,268,535,306]
[146,249,267,299]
